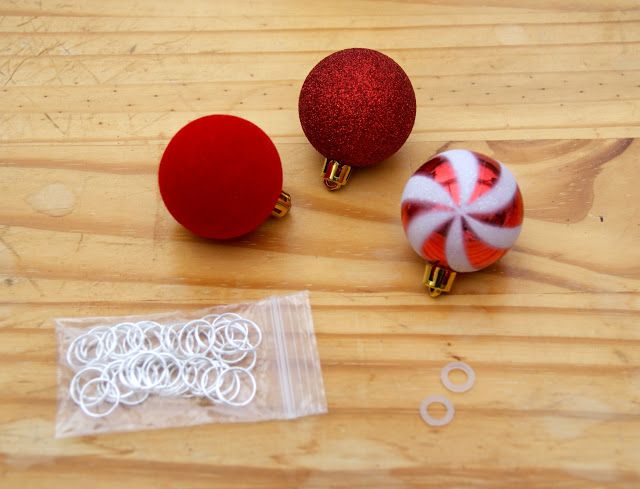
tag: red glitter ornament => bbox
[159,115,291,240]
[299,48,416,190]
[401,149,524,297]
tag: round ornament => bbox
[401,149,524,296]
[159,115,291,239]
[299,48,416,190]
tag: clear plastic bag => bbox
[55,291,327,438]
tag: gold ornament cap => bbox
[271,190,292,218]
[322,159,352,191]
[423,264,457,298]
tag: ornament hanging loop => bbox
[423,264,457,298]
[322,159,352,191]
[271,191,292,218]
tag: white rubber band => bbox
[69,365,104,404]
[216,367,256,407]
[419,395,455,427]
[79,378,120,418]
[440,361,476,393]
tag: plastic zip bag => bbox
[55,291,327,438]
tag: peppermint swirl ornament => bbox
[401,149,524,296]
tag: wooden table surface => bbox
[1,1,639,488]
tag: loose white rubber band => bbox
[440,361,476,393]
[419,395,455,427]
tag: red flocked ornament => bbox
[401,149,524,297]
[159,115,291,239]
[299,48,416,190]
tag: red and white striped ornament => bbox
[401,149,524,296]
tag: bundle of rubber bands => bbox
[55,292,327,438]
[66,314,262,418]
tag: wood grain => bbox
[1,1,639,488]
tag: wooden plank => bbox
[3,13,640,34]
[2,21,640,57]
[3,72,639,113]
[1,1,640,487]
